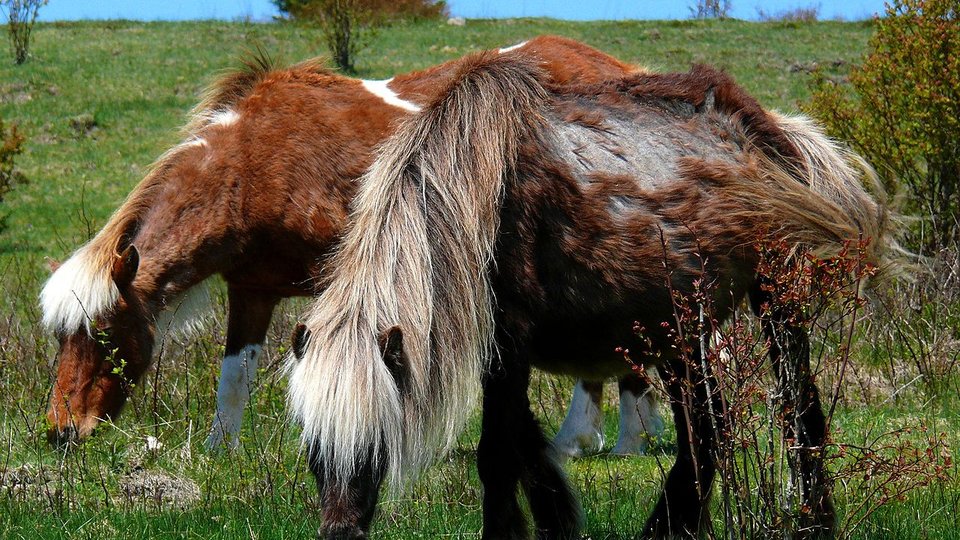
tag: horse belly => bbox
[526,308,674,380]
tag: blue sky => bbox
[37,0,888,22]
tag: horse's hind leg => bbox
[205,288,280,450]
[611,372,666,456]
[553,380,605,457]
[751,283,835,537]
[643,351,726,538]
[479,354,582,540]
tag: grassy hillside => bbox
[0,18,957,539]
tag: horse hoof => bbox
[552,432,604,459]
[204,430,240,453]
[47,425,78,449]
[318,526,368,540]
[609,443,647,456]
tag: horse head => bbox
[44,239,155,447]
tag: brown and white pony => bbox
[287,53,889,538]
[39,35,661,451]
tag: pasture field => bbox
[1,18,958,539]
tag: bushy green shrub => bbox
[0,117,26,232]
[806,0,959,250]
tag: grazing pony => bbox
[287,52,888,538]
[39,35,662,451]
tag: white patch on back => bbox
[553,380,604,458]
[206,344,262,450]
[361,78,421,112]
[498,41,529,54]
[181,136,207,149]
[40,245,119,335]
[208,108,240,127]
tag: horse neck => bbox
[134,213,235,315]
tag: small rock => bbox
[118,469,200,510]
[446,16,466,26]
[145,436,163,452]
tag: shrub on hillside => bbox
[806,0,959,250]
[690,0,732,19]
[1,0,48,65]
[757,5,819,22]
[0,117,26,232]
[276,0,447,22]
[274,0,448,73]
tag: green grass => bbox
[0,18,958,539]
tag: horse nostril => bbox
[47,425,78,449]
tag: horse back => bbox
[493,76,774,374]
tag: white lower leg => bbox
[611,386,665,455]
[205,344,261,450]
[553,380,604,458]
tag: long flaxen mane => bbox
[39,52,318,335]
[286,52,549,490]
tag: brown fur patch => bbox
[186,50,330,133]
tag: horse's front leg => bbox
[643,350,726,539]
[205,287,280,450]
[309,444,384,539]
[479,353,582,540]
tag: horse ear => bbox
[378,326,408,391]
[378,326,404,360]
[111,244,139,290]
[292,323,311,360]
[45,257,62,273]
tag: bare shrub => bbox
[757,5,820,22]
[0,116,26,232]
[866,247,960,397]
[1,0,48,65]
[626,239,952,538]
[690,0,732,19]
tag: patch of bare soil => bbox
[0,82,32,105]
[117,466,200,510]
[0,464,62,506]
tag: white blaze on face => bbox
[40,244,119,335]
[553,380,604,458]
[610,385,665,456]
[498,41,529,54]
[206,344,262,450]
[361,78,421,112]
